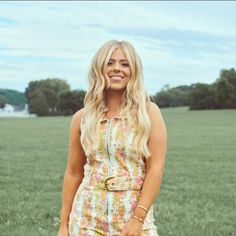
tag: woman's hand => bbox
[57,225,69,236]
[121,217,143,236]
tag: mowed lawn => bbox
[0,107,235,236]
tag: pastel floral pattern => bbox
[69,113,158,236]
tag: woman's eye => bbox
[122,63,129,67]
[107,61,113,66]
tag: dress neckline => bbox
[100,110,127,121]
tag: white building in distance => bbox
[0,104,36,117]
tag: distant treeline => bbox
[0,68,235,116]
[25,78,85,116]
[0,89,26,109]
[153,68,236,110]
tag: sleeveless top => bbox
[69,111,157,235]
[82,111,146,185]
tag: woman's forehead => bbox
[110,47,128,60]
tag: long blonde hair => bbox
[80,40,151,159]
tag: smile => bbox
[110,76,124,81]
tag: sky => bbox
[0,1,236,95]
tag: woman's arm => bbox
[58,108,87,230]
[122,102,167,235]
[133,101,167,219]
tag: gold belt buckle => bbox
[104,176,116,191]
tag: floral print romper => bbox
[69,112,158,236]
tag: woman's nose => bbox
[113,62,121,72]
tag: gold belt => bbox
[91,175,144,192]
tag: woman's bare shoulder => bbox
[73,108,85,120]
[147,101,161,118]
[70,108,85,130]
[147,102,167,141]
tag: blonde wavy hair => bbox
[80,40,151,159]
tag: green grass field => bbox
[0,107,236,236]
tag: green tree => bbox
[188,83,217,110]
[215,68,236,108]
[0,96,6,108]
[153,84,192,108]
[0,89,26,108]
[58,90,86,115]
[25,78,70,116]
[28,89,49,116]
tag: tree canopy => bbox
[153,68,236,110]
[58,90,86,116]
[25,78,71,116]
[0,89,26,108]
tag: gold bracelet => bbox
[137,204,149,213]
[131,215,144,224]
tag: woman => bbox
[57,40,167,236]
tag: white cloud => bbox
[0,1,235,94]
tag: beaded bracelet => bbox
[131,215,144,224]
[137,204,149,213]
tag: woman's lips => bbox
[110,76,124,81]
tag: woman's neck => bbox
[105,90,124,114]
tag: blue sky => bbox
[0,1,236,95]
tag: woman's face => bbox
[104,47,131,91]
